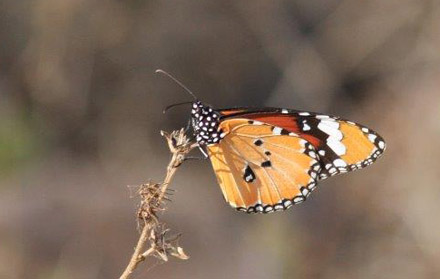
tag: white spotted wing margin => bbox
[206,118,322,214]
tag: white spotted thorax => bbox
[191,101,223,145]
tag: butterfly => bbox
[157,70,386,214]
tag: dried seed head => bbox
[161,129,196,154]
[149,224,189,262]
[137,181,166,224]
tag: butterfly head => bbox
[191,101,222,145]
[155,70,223,145]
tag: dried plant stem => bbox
[159,152,181,200]
[119,224,151,279]
[119,129,196,279]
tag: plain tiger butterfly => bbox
[157,70,386,214]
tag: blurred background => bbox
[1,0,440,278]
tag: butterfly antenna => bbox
[162,101,193,114]
[155,69,198,100]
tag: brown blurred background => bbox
[1,0,440,278]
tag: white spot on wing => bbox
[281,109,288,114]
[318,121,342,140]
[301,188,309,196]
[303,123,311,131]
[327,137,346,155]
[378,141,385,149]
[333,159,347,167]
[368,134,377,142]
[299,112,310,116]
[272,127,283,135]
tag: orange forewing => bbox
[339,122,377,165]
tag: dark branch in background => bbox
[119,129,196,279]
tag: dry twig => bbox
[119,129,196,279]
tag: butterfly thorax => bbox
[191,101,223,145]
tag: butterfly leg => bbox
[184,119,192,133]
[184,156,208,161]
[198,146,208,158]
[183,146,209,161]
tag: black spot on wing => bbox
[270,126,290,135]
[281,129,290,135]
[243,165,256,182]
[254,139,263,146]
[261,161,272,168]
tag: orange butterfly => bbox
[158,70,386,214]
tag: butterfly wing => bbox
[218,108,386,180]
[296,113,385,179]
[206,118,321,213]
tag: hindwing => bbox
[207,118,321,213]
